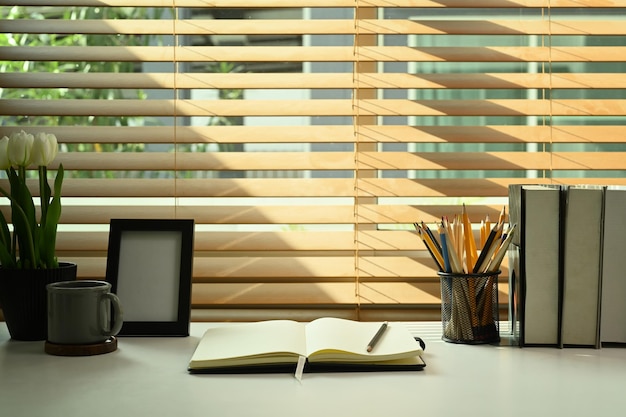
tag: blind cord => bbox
[353,0,361,319]
[173,2,179,218]
[539,4,554,182]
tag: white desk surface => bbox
[1,322,625,417]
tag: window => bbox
[1,0,625,322]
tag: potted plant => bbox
[0,130,76,341]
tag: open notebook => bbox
[188,318,426,373]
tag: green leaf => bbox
[40,199,60,268]
[40,165,63,268]
[5,167,38,268]
[0,209,16,268]
[0,186,12,248]
[8,198,37,268]
[53,164,64,198]
[39,165,51,228]
[0,242,16,268]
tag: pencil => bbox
[475,231,502,273]
[480,219,486,247]
[461,204,477,273]
[366,322,388,352]
[422,221,442,255]
[473,222,502,273]
[438,224,451,273]
[415,223,445,271]
[486,223,517,272]
[442,217,463,274]
[497,206,506,226]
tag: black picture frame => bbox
[105,219,194,336]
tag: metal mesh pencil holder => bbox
[437,271,500,344]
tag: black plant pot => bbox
[0,262,78,341]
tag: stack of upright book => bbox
[508,184,626,348]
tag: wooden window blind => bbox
[1,0,625,322]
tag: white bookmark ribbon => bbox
[295,355,306,382]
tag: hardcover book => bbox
[508,184,563,346]
[600,186,626,344]
[561,185,604,348]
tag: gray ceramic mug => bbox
[47,280,123,345]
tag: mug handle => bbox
[100,292,124,337]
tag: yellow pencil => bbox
[497,206,506,226]
[480,220,486,247]
[462,204,477,272]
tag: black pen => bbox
[366,322,388,352]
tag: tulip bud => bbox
[31,132,59,167]
[0,136,10,170]
[8,130,34,167]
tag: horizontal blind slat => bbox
[1,204,511,225]
[53,230,497,252]
[4,99,626,117]
[5,72,626,89]
[2,125,626,144]
[26,151,626,171]
[4,177,624,200]
[4,46,625,63]
[6,19,626,36]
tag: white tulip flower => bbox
[8,130,34,167]
[0,136,10,170]
[31,132,59,167]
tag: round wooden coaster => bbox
[45,336,117,356]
